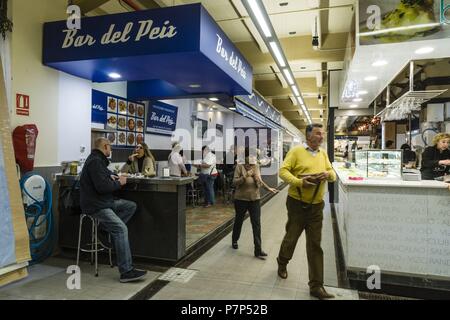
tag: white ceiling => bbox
[340,37,450,110]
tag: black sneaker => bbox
[119,268,147,283]
[232,242,238,249]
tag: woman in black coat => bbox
[421,133,450,180]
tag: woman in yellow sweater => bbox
[232,148,278,259]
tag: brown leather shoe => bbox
[310,287,335,300]
[277,258,288,279]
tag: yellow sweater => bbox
[279,146,336,204]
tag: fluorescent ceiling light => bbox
[209,97,219,102]
[291,85,300,97]
[372,60,388,67]
[353,98,363,102]
[349,104,358,108]
[108,72,121,79]
[364,76,378,81]
[283,69,294,85]
[229,107,236,111]
[189,84,201,88]
[247,0,272,37]
[415,47,434,55]
[358,90,368,95]
[269,42,286,67]
[358,23,440,37]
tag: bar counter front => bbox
[57,175,194,262]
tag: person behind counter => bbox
[400,143,417,168]
[421,133,450,180]
[121,143,156,176]
[169,142,188,177]
[80,138,147,283]
[231,148,278,259]
[194,146,218,208]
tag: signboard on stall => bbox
[146,101,178,136]
[91,90,145,148]
[236,91,281,126]
[359,0,450,45]
[43,4,252,97]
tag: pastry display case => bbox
[355,150,403,179]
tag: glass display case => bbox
[355,150,403,179]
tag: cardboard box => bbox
[0,51,31,287]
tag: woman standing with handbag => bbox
[231,148,278,259]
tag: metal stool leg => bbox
[90,217,95,265]
[76,214,85,267]
[94,219,99,277]
[108,234,113,268]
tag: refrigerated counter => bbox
[332,162,450,292]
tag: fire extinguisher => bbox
[12,124,39,174]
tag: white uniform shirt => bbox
[201,151,218,175]
[169,152,186,177]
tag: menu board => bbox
[92,90,145,148]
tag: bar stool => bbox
[186,182,201,207]
[76,214,113,277]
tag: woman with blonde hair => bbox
[421,133,450,180]
[121,142,156,176]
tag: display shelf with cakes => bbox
[355,150,403,180]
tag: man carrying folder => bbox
[277,123,336,300]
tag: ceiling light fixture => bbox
[358,23,440,37]
[358,90,368,95]
[353,98,363,102]
[209,97,219,102]
[372,60,388,67]
[243,0,311,124]
[189,84,201,88]
[229,107,236,111]
[415,47,434,55]
[247,0,272,37]
[349,104,358,108]
[364,76,378,81]
[291,85,300,97]
[108,72,122,79]
[283,69,294,85]
[269,42,286,67]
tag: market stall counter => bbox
[332,162,450,293]
[57,174,194,262]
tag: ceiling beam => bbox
[235,32,347,67]
[72,0,111,14]
[255,78,319,97]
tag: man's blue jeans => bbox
[92,199,136,275]
[200,174,217,205]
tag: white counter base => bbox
[333,163,450,283]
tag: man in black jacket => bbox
[80,137,146,283]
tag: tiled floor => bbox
[0,258,160,300]
[185,198,235,247]
[152,188,360,300]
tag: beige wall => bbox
[11,0,68,166]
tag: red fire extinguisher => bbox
[12,124,39,173]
